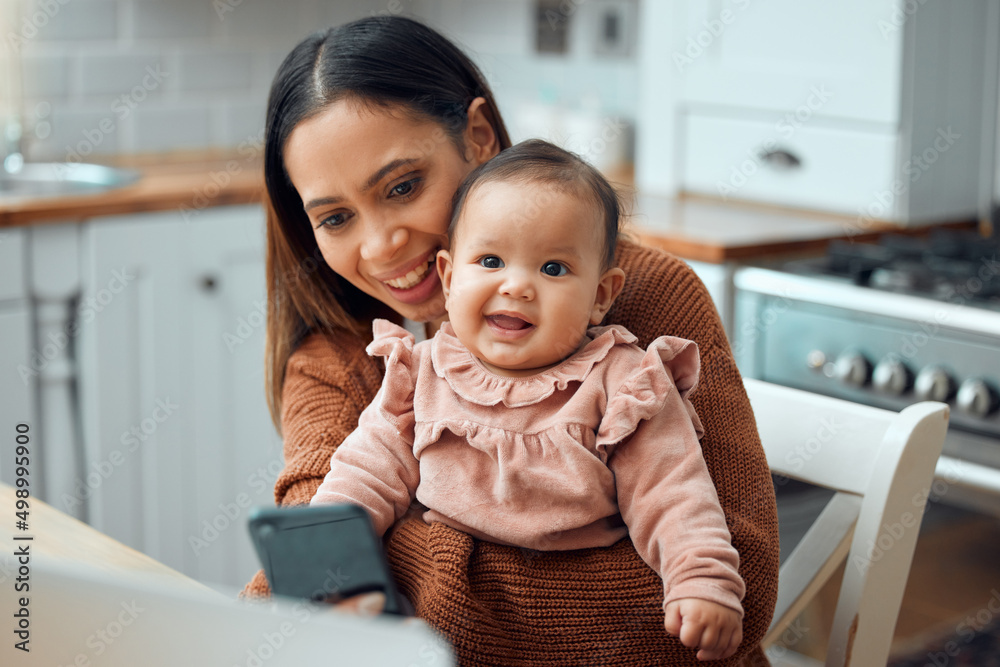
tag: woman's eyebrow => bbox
[303,158,419,212]
[363,158,419,191]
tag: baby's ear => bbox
[590,267,626,325]
[437,250,454,302]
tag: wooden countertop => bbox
[2,153,975,262]
[0,483,211,595]
[626,192,973,263]
[0,150,263,228]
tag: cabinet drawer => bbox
[0,228,26,301]
[681,113,898,216]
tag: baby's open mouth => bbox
[487,314,532,330]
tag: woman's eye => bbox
[541,261,567,277]
[479,256,504,269]
[317,211,349,230]
[389,178,421,199]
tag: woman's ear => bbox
[437,249,455,303]
[464,97,500,165]
[590,267,626,325]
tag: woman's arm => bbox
[272,331,385,507]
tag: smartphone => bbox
[247,503,406,615]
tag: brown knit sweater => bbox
[242,240,779,666]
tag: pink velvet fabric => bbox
[311,319,745,615]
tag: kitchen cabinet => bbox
[72,205,281,588]
[637,0,1000,225]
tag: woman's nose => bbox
[500,270,535,300]
[359,218,408,262]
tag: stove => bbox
[734,229,1000,515]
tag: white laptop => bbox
[1,553,453,667]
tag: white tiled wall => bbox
[412,0,640,142]
[2,0,640,162]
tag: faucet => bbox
[3,113,25,173]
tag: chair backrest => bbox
[744,378,949,667]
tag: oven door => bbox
[734,267,1000,516]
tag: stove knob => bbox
[914,366,956,402]
[873,357,912,396]
[834,351,871,387]
[956,379,999,418]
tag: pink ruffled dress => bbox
[312,319,745,615]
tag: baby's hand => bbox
[664,598,742,661]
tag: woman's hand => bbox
[324,591,426,629]
[664,598,743,661]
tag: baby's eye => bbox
[479,256,504,269]
[541,261,567,277]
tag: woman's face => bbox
[284,98,496,324]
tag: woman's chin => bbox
[394,291,447,324]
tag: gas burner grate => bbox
[781,230,1000,307]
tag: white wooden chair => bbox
[743,378,949,667]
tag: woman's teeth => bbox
[384,255,433,289]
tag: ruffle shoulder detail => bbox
[431,323,639,408]
[596,335,704,451]
[364,319,417,433]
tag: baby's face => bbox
[437,180,623,377]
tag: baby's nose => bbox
[500,271,535,300]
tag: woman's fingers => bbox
[331,591,386,616]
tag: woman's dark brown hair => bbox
[264,16,512,431]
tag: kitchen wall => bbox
[4,0,638,164]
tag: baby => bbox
[312,139,745,661]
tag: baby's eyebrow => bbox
[544,245,583,258]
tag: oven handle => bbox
[935,455,1000,497]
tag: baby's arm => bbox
[311,384,419,537]
[606,357,745,658]
[664,598,742,661]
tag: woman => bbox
[243,16,778,666]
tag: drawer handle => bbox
[759,149,802,170]
[200,275,219,292]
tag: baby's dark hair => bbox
[448,139,621,270]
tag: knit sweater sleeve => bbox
[240,330,385,600]
[271,331,385,508]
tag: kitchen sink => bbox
[0,162,140,200]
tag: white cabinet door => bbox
[184,206,283,588]
[78,206,280,588]
[676,0,902,126]
[77,211,189,568]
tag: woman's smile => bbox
[378,249,441,305]
[379,249,437,289]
